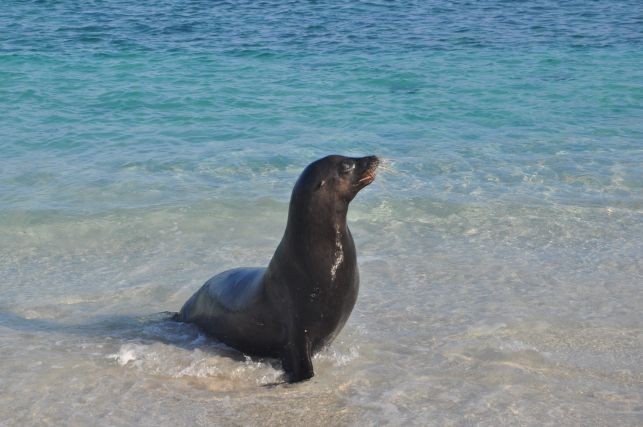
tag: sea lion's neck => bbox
[277,212,353,288]
[283,199,348,244]
[272,190,355,285]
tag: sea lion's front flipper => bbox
[282,334,314,383]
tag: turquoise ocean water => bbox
[1,1,642,425]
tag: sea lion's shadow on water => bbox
[0,310,287,386]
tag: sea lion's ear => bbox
[315,180,326,191]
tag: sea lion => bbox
[174,155,379,382]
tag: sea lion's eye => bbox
[340,162,355,175]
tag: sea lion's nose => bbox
[357,155,379,167]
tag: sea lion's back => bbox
[206,267,265,311]
[177,267,265,322]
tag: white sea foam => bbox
[108,343,147,367]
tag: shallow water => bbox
[1,1,642,425]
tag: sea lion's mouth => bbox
[357,157,379,187]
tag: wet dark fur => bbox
[175,155,378,382]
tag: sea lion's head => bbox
[290,155,379,220]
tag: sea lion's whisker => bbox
[374,159,406,177]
